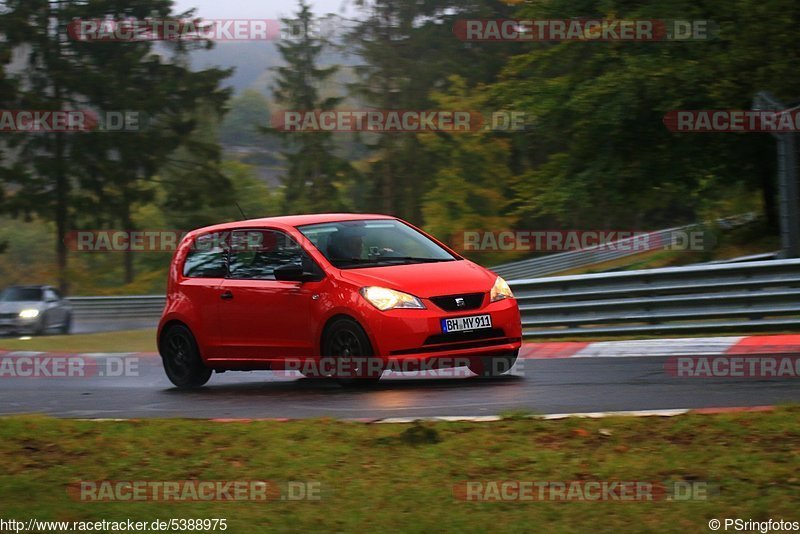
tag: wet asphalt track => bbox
[0,352,797,419]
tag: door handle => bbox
[220,291,234,300]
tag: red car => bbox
[157,214,522,387]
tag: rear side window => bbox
[228,229,306,280]
[44,289,59,302]
[183,233,227,278]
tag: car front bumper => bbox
[363,297,522,369]
[0,317,41,335]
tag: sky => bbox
[171,0,358,20]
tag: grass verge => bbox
[0,330,157,353]
[0,407,798,532]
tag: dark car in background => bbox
[0,286,72,336]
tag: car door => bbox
[43,288,66,328]
[218,228,322,361]
[41,288,64,330]
[179,232,228,356]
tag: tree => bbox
[269,0,354,214]
[0,0,232,288]
[348,0,524,222]
[0,0,92,292]
[419,76,517,261]
[220,89,275,149]
[491,0,798,231]
[0,30,14,255]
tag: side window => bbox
[183,233,227,278]
[44,289,59,302]
[228,230,305,280]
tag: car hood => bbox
[337,259,496,298]
[0,301,43,313]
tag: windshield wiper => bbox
[329,257,454,267]
[374,257,455,264]
[328,258,379,266]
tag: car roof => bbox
[187,213,397,236]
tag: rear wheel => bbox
[160,325,212,388]
[322,318,383,387]
[469,350,519,378]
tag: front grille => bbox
[430,292,485,312]
[424,328,506,346]
[0,313,16,320]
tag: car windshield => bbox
[1,288,43,302]
[298,219,457,269]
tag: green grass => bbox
[0,408,798,532]
[0,330,157,353]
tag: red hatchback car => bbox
[158,214,522,387]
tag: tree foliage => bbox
[268,0,355,214]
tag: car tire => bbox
[469,349,519,378]
[322,318,383,387]
[60,314,72,335]
[160,324,212,388]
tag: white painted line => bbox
[538,409,690,420]
[80,353,137,359]
[373,410,689,423]
[69,406,776,424]
[570,337,744,358]
[375,416,503,424]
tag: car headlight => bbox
[490,276,514,302]
[360,287,426,311]
[19,309,40,319]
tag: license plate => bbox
[441,314,492,333]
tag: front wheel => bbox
[160,325,212,388]
[322,318,383,387]
[469,350,519,378]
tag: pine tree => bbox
[0,0,232,288]
[269,0,354,214]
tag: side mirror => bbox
[274,264,306,282]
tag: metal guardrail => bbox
[703,251,779,265]
[490,213,759,280]
[490,225,698,280]
[68,295,166,319]
[67,257,800,339]
[509,258,800,338]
